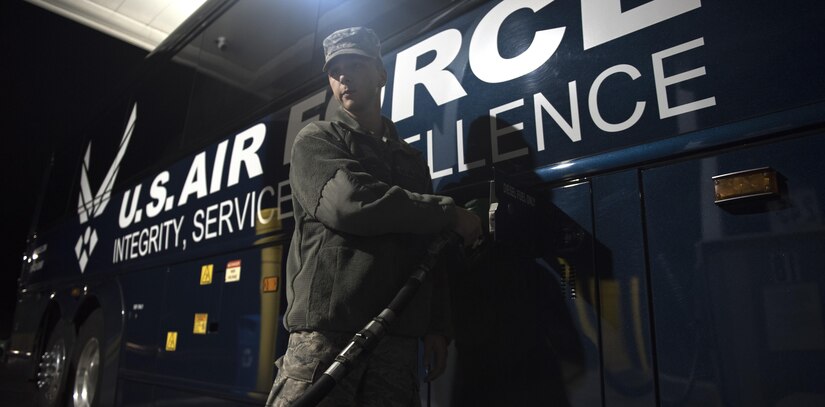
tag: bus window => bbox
[34,134,86,233]
[116,55,197,186]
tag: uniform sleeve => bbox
[290,123,457,236]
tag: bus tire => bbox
[35,319,75,407]
[69,309,104,407]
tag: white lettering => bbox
[490,99,529,163]
[170,217,182,247]
[534,81,581,151]
[277,181,293,220]
[227,124,266,187]
[210,140,229,194]
[204,204,218,240]
[129,230,139,258]
[258,186,276,224]
[178,152,208,206]
[189,187,276,244]
[589,64,646,132]
[138,228,150,256]
[112,216,183,263]
[146,172,169,218]
[234,191,253,230]
[581,0,701,49]
[652,37,716,119]
[426,130,454,179]
[192,210,205,243]
[148,223,159,252]
[470,0,565,83]
[118,185,142,228]
[219,200,234,235]
[457,119,485,172]
[392,29,467,122]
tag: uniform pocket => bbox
[279,345,322,383]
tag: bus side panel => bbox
[91,276,127,407]
[643,131,825,406]
[444,179,600,406]
[546,181,602,406]
[154,253,237,387]
[147,243,283,403]
[5,282,80,382]
[4,291,50,379]
[592,170,656,406]
[116,378,154,406]
[119,267,167,374]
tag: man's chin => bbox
[342,102,366,115]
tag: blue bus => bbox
[5,0,825,405]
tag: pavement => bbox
[0,368,36,407]
[0,342,36,407]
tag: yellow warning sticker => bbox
[193,313,208,335]
[200,264,214,285]
[225,260,241,283]
[165,331,178,351]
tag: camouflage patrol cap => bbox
[322,27,382,71]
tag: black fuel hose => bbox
[266,231,463,407]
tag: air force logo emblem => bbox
[75,104,136,272]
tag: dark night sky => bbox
[0,1,148,338]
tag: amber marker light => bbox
[713,167,779,204]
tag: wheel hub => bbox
[72,337,100,407]
[37,339,67,402]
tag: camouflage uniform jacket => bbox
[284,106,456,337]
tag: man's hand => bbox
[453,207,482,248]
[423,334,449,382]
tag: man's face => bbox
[327,54,386,115]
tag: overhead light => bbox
[25,0,207,50]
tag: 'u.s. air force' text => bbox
[111,124,293,263]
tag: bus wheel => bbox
[71,309,104,407]
[35,319,74,407]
